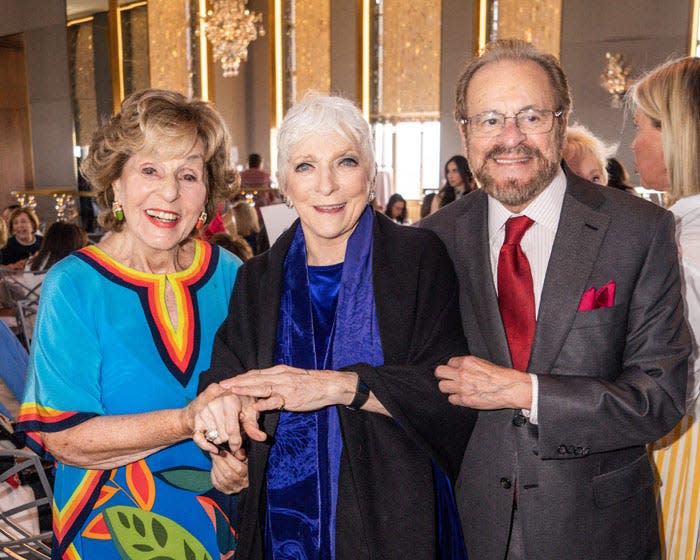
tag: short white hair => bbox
[276,93,376,191]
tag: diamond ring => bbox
[205,429,219,442]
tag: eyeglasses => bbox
[459,108,563,138]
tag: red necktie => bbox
[498,216,535,371]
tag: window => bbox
[370,0,442,200]
[374,122,441,200]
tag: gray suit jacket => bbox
[422,167,690,560]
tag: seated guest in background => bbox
[256,187,283,206]
[230,199,263,254]
[9,221,89,298]
[4,222,88,342]
[26,222,87,273]
[562,123,613,185]
[606,157,638,194]
[0,216,7,251]
[384,192,412,224]
[239,157,280,254]
[631,55,700,560]
[16,88,246,559]
[0,204,19,227]
[444,155,475,198]
[430,184,457,214]
[210,231,253,262]
[0,219,8,307]
[240,152,272,190]
[1,208,43,267]
[197,94,476,559]
[420,192,436,219]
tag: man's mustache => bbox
[484,145,542,160]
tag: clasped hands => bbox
[188,365,353,493]
[435,355,533,410]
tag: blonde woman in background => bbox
[0,217,7,251]
[630,56,700,560]
[562,123,614,185]
[230,199,262,254]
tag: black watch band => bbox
[346,378,370,411]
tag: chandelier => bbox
[203,0,265,78]
[600,52,632,109]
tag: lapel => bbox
[529,172,610,374]
[454,191,512,365]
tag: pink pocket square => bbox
[578,280,616,311]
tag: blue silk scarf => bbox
[267,205,466,559]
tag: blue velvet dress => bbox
[265,263,343,560]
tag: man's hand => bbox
[435,355,533,410]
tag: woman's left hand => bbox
[220,365,356,413]
[210,447,249,494]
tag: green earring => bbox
[112,201,125,221]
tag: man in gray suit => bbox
[422,39,690,560]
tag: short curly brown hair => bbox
[81,88,239,233]
[8,207,40,234]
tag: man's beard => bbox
[471,142,561,208]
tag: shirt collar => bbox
[488,167,567,240]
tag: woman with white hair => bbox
[196,94,476,559]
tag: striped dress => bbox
[651,195,700,560]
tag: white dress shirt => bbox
[669,194,700,415]
[487,168,567,423]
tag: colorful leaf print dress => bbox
[16,240,240,560]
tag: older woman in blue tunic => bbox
[17,89,247,559]
[197,95,477,559]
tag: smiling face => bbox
[463,59,565,212]
[11,211,36,243]
[112,139,208,259]
[631,109,669,190]
[282,132,370,265]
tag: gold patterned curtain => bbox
[284,0,331,110]
[147,0,190,95]
[121,3,150,96]
[68,21,98,146]
[371,0,441,122]
[485,0,562,57]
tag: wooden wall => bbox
[0,34,33,206]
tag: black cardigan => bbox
[200,211,476,559]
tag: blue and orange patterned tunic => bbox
[16,240,240,560]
